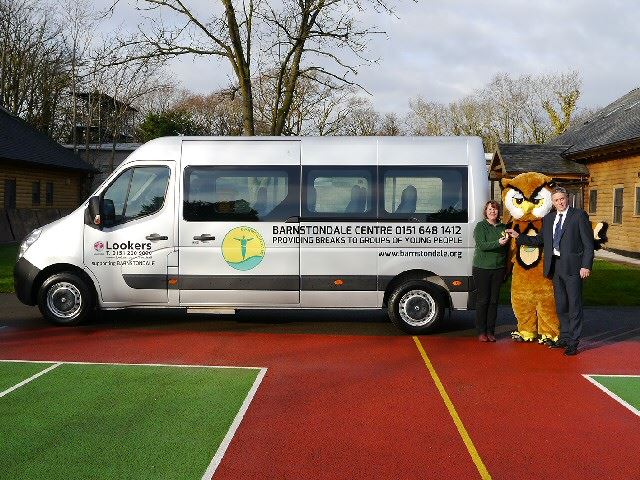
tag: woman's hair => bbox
[483,200,501,218]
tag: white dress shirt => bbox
[552,209,567,256]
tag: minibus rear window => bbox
[380,166,468,222]
[183,166,298,222]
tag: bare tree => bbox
[61,0,95,152]
[341,97,379,135]
[106,0,394,135]
[0,0,71,135]
[407,70,585,150]
[173,89,244,135]
[406,97,449,135]
[540,71,581,136]
[378,112,403,135]
[253,69,357,135]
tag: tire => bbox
[37,272,94,326]
[387,281,446,334]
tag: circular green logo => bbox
[221,226,266,271]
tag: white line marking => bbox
[583,374,640,417]
[201,368,267,480]
[583,374,640,378]
[0,363,62,398]
[0,359,263,370]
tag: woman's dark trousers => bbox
[472,267,505,335]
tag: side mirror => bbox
[101,198,116,227]
[88,196,102,227]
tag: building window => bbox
[32,181,41,206]
[4,179,16,209]
[588,190,597,214]
[635,186,640,216]
[613,187,623,224]
[46,182,54,206]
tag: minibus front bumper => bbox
[14,257,40,306]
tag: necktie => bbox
[553,213,564,250]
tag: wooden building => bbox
[0,107,94,242]
[491,88,640,258]
[489,143,589,207]
[547,88,640,258]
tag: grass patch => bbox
[0,362,52,392]
[589,376,640,410]
[0,244,18,293]
[0,362,260,480]
[499,258,640,306]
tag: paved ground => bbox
[1,293,638,342]
[595,248,640,266]
[1,294,639,480]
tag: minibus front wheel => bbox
[37,272,94,326]
[387,281,445,334]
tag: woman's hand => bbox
[498,235,509,246]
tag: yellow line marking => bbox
[413,336,492,479]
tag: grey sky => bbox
[98,0,639,114]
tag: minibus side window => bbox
[123,167,171,221]
[102,169,133,224]
[183,166,297,222]
[101,166,170,226]
[302,167,375,219]
[380,167,468,222]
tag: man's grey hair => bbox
[552,186,568,197]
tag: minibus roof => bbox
[124,136,484,167]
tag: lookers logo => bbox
[94,240,152,251]
[106,241,152,250]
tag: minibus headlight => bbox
[17,228,42,260]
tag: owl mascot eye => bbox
[500,172,559,343]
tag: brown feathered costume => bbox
[501,172,559,342]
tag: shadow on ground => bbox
[0,294,637,344]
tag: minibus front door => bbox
[84,162,175,305]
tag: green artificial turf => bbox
[0,244,18,293]
[590,376,640,411]
[499,259,640,306]
[0,362,260,480]
[0,362,53,393]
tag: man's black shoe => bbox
[549,340,567,349]
[564,345,578,356]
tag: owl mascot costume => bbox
[500,172,559,343]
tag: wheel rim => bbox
[46,282,82,319]
[398,289,437,327]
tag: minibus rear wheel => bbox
[37,272,94,326]
[387,281,445,334]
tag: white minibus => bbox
[15,136,487,333]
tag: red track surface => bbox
[1,325,638,479]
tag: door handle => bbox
[193,234,216,241]
[285,216,300,223]
[146,233,168,241]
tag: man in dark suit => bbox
[506,186,594,356]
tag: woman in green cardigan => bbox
[473,200,509,342]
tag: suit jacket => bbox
[517,207,595,277]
